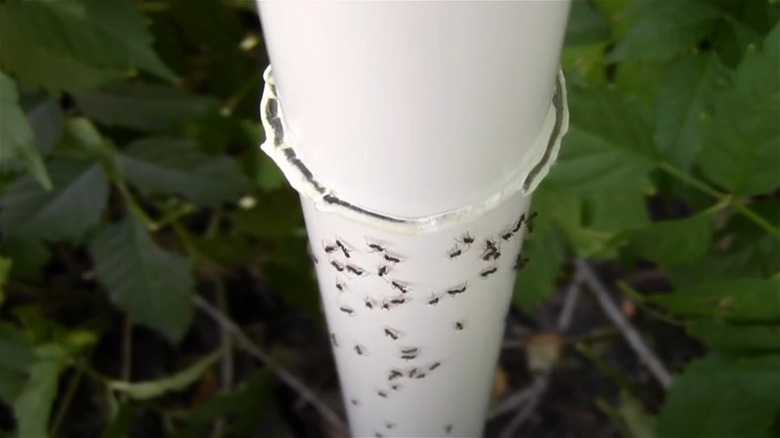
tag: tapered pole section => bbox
[257,2,570,437]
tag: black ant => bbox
[384,253,401,263]
[482,248,501,261]
[480,267,498,278]
[390,384,400,391]
[512,213,526,233]
[446,283,468,296]
[355,345,365,355]
[323,242,337,254]
[385,422,395,429]
[460,232,475,246]
[415,372,426,379]
[377,391,388,398]
[445,424,453,434]
[335,239,351,258]
[427,295,440,306]
[330,333,338,347]
[351,399,358,406]
[429,362,440,371]
[330,260,344,272]
[447,245,463,259]
[401,347,419,354]
[401,354,416,361]
[391,280,409,294]
[485,239,499,252]
[384,328,400,340]
[513,255,530,271]
[336,281,346,292]
[346,264,365,276]
[500,230,513,241]
[367,241,386,253]
[454,321,465,330]
[408,368,417,378]
[339,306,354,315]
[377,265,389,277]
[388,369,403,380]
[365,299,375,310]
[390,297,406,306]
[381,302,391,311]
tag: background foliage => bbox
[0,0,778,437]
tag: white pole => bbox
[256,2,570,436]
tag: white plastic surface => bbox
[259,1,570,219]
[303,190,533,437]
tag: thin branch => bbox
[498,375,548,438]
[193,296,347,434]
[575,259,673,389]
[493,273,582,432]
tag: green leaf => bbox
[650,277,780,322]
[618,391,657,438]
[108,347,224,399]
[658,354,780,437]
[549,84,656,194]
[585,189,651,235]
[0,9,122,92]
[689,320,780,353]
[0,159,108,241]
[74,83,216,132]
[513,220,566,312]
[0,322,35,402]
[24,93,64,157]
[698,23,780,195]
[0,257,10,307]
[0,72,51,189]
[13,354,63,438]
[565,0,611,46]
[2,0,174,80]
[0,239,50,280]
[606,0,721,62]
[629,213,713,266]
[90,217,194,342]
[119,138,249,207]
[654,53,722,169]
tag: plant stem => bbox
[49,364,86,437]
[113,180,159,230]
[658,162,780,239]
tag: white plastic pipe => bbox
[257,2,570,436]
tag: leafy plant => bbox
[0,0,778,437]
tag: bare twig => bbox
[120,317,133,402]
[193,296,347,434]
[498,375,548,438]
[574,259,673,389]
[495,273,582,435]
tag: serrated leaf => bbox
[655,53,721,169]
[658,354,780,437]
[689,320,780,353]
[24,93,64,157]
[0,159,108,241]
[2,0,173,80]
[74,83,216,132]
[650,277,780,322]
[109,347,224,399]
[606,1,721,62]
[629,213,713,266]
[119,138,249,207]
[0,72,51,189]
[549,85,656,194]
[0,322,35,402]
[698,23,780,195]
[585,189,650,235]
[0,10,122,92]
[91,218,194,342]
